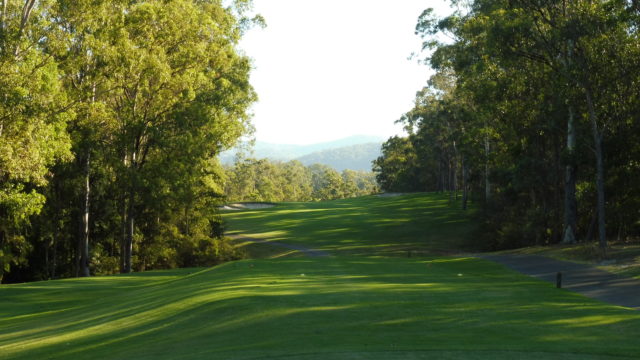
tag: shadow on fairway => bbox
[224,193,479,257]
[3,258,640,360]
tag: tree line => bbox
[225,158,379,202]
[0,0,261,283]
[374,0,640,251]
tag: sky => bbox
[239,0,452,145]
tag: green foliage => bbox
[0,0,74,280]
[377,0,640,249]
[1,0,258,282]
[373,136,424,192]
[224,158,378,202]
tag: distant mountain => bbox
[295,142,382,172]
[219,135,385,165]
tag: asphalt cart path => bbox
[479,254,640,310]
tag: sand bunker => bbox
[220,202,276,210]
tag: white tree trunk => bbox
[79,152,90,277]
[562,105,577,244]
[584,88,607,250]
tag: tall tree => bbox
[0,0,72,280]
[95,0,255,272]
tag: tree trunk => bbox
[462,155,468,210]
[51,180,60,279]
[484,131,491,203]
[438,159,444,192]
[51,232,57,279]
[584,88,606,250]
[78,152,91,277]
[120,194,127,273]
[14,0,37,56]
[0,229,4,282]
[594,133,606,250]
[452,141,459,201]
[0,0,7,41]
[562,105,577,244]
[585,209,597,242]
[448,157,454,203]
[123,189,135,273]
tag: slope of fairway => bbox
[224,193,477,257]
[2,257,640,359]
[3,193,640,359]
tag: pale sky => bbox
[240,0,452,145]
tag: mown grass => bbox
[225,193,478,258]
[2,257,640,359]
[3,193,640,359]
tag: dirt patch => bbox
[220,202,276,210]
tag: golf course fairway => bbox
[2,193,639,359]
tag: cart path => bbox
[229,234,330,257]
[479,254,640,310]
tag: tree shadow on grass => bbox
[224,193,479,258]
[3,258,640,359]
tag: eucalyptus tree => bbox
[373,136,423,192]
[49,0,124,277]
[94,0,255,272]
[464,0,636,249]
[310,164,345,201]
[415,0,640,249]
[281,160,313,202]
[0,0,73,280]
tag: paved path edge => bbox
[477,254,640,310]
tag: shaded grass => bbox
[496,242,640,279]
[2,257,639,359]
[224,193,478,258]
[4,193,640,359]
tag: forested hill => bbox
[296,142,382,171]
[220,135,384,170]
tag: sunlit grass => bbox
[3,193,640,359]
[2,257,640,359]
[224,193,478,258]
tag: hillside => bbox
[295,142,382,171]
[219,135,384,167]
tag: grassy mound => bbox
[2,257,639,359]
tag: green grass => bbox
[226,193,478,258]
[2,257,640,359]
[3,192,640,359]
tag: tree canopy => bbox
[374,0,640,250]
[0,0,259,282]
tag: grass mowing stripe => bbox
[2,257,639,359]
[224,193,478,258]
[3,193,640,359]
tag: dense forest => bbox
[225,158,378,202]
[0,0,261,283]
[374,0,640,251]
